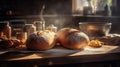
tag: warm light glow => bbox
[69,45,119,56]
[0,45,119,61]
[87,25,98,31]
[8,54,43,61]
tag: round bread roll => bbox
[57,28,90,50]
[26,30,56,50]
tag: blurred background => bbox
[0,0,120,34]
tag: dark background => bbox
[0,0,120,16]
[0,0,120,33]
[0,0,72,16]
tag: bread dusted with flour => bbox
[57,28,90,50]
[26,30,56,50]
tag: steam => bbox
[40,4,45,21]
[39,2,74,30]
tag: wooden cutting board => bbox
[0,45,120,61]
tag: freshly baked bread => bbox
[26,30,56,50]
[56,28,90,50]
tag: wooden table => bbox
[0,45,120,67]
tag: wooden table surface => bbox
[0,45,120,66]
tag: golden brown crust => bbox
[26,30,56,50]
[57,28,90,50]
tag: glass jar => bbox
[16,32,27,44]
[23,24,36,36]
[0,21,12,39]
[33,21,45,31]
[46,24,57,32]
